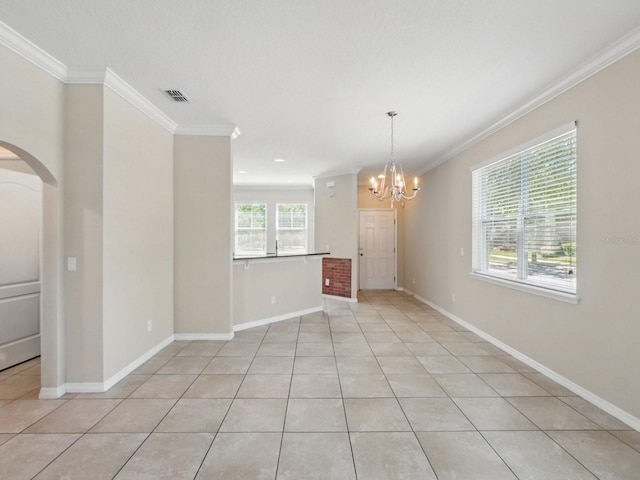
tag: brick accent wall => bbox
[322,257,352,298]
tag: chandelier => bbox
[369,111,420,206]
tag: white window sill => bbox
[469,272,579,304]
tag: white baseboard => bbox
[404,288,640,432]
[234,306,324,332]
[173,333,234,341]
[42,334,175,397]
[323,294,358,303]
[101,334,175,391]
[38,385,67,399]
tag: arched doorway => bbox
[0,141,64,398]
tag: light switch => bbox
[67,257,77,271]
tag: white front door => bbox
[359,210,396,290]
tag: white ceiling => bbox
[1,1,640,186]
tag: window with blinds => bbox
[276,203,308,254]
[235,202,267,256]
[471,123,577,294]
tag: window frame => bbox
[470,122,578,303]
[234,201,267,257]
[275,202,309,255]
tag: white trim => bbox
[419,26,640,175]
[65,382,105,393]
[40,334,175,396]
[173,333,234,341]
[313,168,362,180]
[469,272,579,304]
[101,334,175,391]
[103,69,177,133]
[234,184,314,191]
[175,125,241,138]
[403,288,640,431]
[0,20,67,81]
[322,294,358,303]
[38,385,67,399]
[66,66,108,84]
[234,306,324,332]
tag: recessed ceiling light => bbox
[274,158,286,163]
[287,180,293,183]
[239,170,247,174]
[378,174,385,179]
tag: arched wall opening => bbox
[0,140,64,398]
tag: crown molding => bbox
[103,68,177,133]
[66,66,108,84]
[175,125,241,138]
[234,184,314,191]
[0,20,67,81]
[313,167,362,180]
[418,25,640,176]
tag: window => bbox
[276,203,308,254]
[472,123,577,295]
[235,202,266,256]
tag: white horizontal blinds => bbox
[235,202,267,255]
[276,203,308,254]
[472,126,577,294]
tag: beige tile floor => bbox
[1,290,639,479]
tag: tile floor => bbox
[1,290,639,479]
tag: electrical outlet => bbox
[147,320,152,332]
[271,296,276,304]
[451,293,456,302]
[412,278,415,285]
[325,278,330,286]
[460,247,465,257]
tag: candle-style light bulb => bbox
[414,176,418,190]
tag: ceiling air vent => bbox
[164,89,191,102]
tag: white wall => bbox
[314,173,359,299]
[403,49,640,423]
[174,135,233,337]
[234,186,315,254]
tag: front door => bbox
[359,210,396,290]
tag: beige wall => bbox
[315,173,359,299]
[174,135,233,335]
[357,185,406,290]
[102,88,174,379]
[233,257,323,326]
[63,84,105,382]
[0,43,66,392]
[403,50,640,421]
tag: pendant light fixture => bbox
[369,111,420,206]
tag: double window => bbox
[234,202,309,256]
[471,123,577,295]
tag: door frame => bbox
[358,208,397,291]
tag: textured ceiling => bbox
[1,1,640,186]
